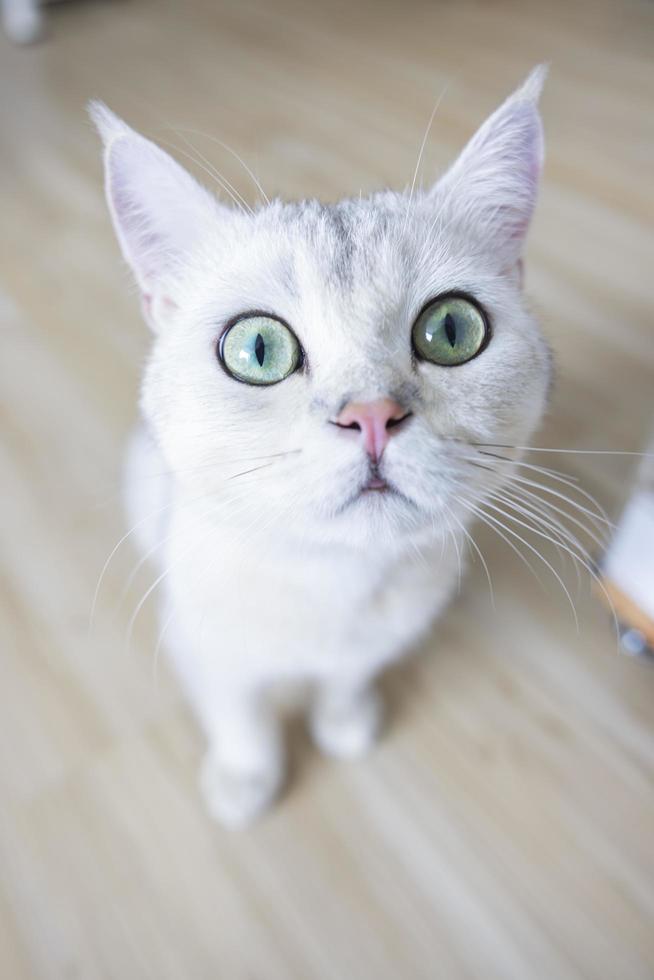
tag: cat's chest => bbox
[165,508,454,674]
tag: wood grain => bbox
[1,1,653,977]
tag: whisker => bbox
[170,126,271,206]
[119,492,257,612]
[502,481,608,553]
[488,486,583,590]
[506,492,619,643]
[129,472,293,658]
[457,447,622,642]
[490,487,571,561]
[448,509,495,609]
[189,138,255,214]
[460,495,580,628]
[93,449,302,505]
[170,128,255,214]
[474,443,653,459]
[474,448,579,483]
[401,79,452,237]
[458,496,546,588]
[461,453,613,535]
[446,513,463,593]
[499,470,613,537]
[475,450,605,506]
[124,518,211,659]
[93,452,297,630]
[227,460,277,481]
[156,136,252,215]
[89,498,175,635]
[480,495,619,639]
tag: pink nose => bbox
[334,398,410,462]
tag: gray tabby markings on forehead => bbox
[325,206,356,288]
[323,203,396,288]
[277,252,298,297]
[278,198,403,290]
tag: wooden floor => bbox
[1,1,654,977]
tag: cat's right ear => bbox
[89,102,224,331]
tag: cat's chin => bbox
[335,475,418,512]
[316,484,436,550]
[329,484,409,520]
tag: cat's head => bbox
[92,67,552,551]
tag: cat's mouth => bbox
[357,471,413,505]
[332,475,418,521]
[363,475,389,492]
[361,461,393,494]
[331,460,418,516]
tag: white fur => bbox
[92,67,552,827]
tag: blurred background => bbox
[1,1,653,978]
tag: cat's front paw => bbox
[310,687,384,760]
[200,754,283,829]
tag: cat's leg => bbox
[160,545,285,828]
[199,688,285,828]
[310,674,384,760]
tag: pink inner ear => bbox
[140,291,177,329]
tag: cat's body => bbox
[127,422,457,823]
[94,67,551,826]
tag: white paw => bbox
[310,688,384,760]
[200,754,283,829]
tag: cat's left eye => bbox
[412,294,489,367]
[219,314,302,386]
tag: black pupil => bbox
[444,312,457,348]
[254,333,265,366]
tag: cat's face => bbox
[93,67,551,550]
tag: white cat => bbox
[92,66,552,827]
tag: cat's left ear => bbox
[430,65,547,275]
[90,102,225,330]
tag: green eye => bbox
[412,295,489,366]
[219,314,302,385]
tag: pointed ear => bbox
[89,102,223,330]
[431,65,547,273]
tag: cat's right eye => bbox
[218,314,302,386]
